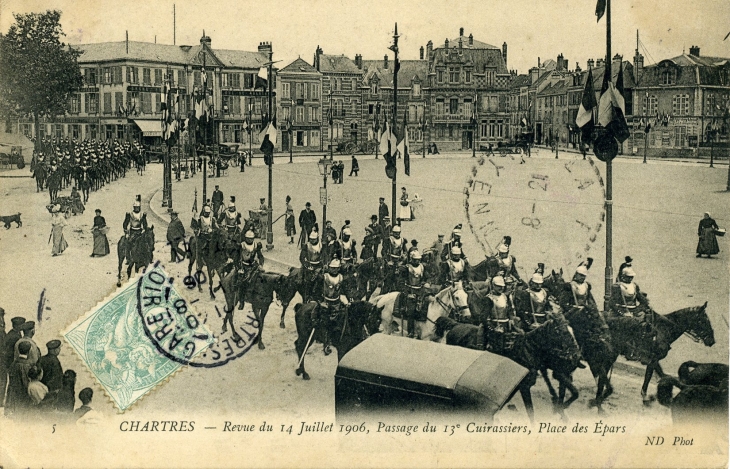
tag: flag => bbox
[260,113,277,165]
[380,116,396,178]
[520,117,528,127]
[576,67,597,143]
[596,0,606,22]
[397,110,410,176]
[598,63,630,143]
[327,105,333,126]
[470,94,478,126]
[201,65,207,89]
[242,118,249,134]
[255,67,268,91]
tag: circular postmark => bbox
[464,153,606,275]
[136,261,259,368]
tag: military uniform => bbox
[219,208,242,237]
[514,274,554,330]
[123,205,148,242]
[607,279,651,320]
[39,340,63,395]
[481,278,522,353]
[336,234,357,266]
[381,228,407,292]
[397,255,426,337]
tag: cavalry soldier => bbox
[381,225,407,292]
[191,204,218,253]
[514,273,555,330]
[314,259,349,355]
[559,259,599,320]
[234,230,265,308]
[123,195,148,242]
[441,246,471,287]
[606,265,656,361]
[489,236,523,291]
[219,196,242,237]
[336,228,357,266]
[395,250,426,338]
[480,276,522,354]
[441,225,466,262]
[300,229,323,297]
[367,215,382,258]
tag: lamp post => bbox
[642,123,649,164]
[375,101,381,159]
[328,89,334,160]
[265,49,274,251]
[247,101,253,166]
[390,23,400,223]
[289,98,294,164]
[420,116,427,158]
[317,158,333,226]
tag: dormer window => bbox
[465,70,472,83]
[661,69,675,85]
[413,82,421,96]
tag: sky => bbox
[1,0,729,74]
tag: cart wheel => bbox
[515,147,523,155]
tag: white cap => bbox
[497,244,509,253]
[228,202,236,208]
[492,276,506,287]
[575,265,589,276]
[451,246,462,255]
[411,250,422,260]
[343,228,352,236]
[328,259,341,268]
[245,230,255,238]
[392,225,401,233]
[309,231,318,240]
[531,273,544,284]
[622,267,636,277]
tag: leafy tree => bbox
[0,10,83,148]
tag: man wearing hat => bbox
[14,321,40,366]
[3,317,26,397]
[235,230,264,289]
[339,220,351,241]
[378,197,389,227]
[211,185,224,217]
[558,258,599,318]
[364,215,382,260]
[123,195,148,242]
[480,276,522,354]
[514,267,555,330]
[380,215,392,242]
[381,225,407,293]
[316,259,349,355]
[335,227,357,267]
[39,340,64,397]
[441,225,466,262]
[487,236,523,291]
[219,196,242,237]
[191,204,218,252]
[298,202,317,245]
[299,228,323,301]
[607,263,652,321]
[441,246,472,286]
[167,211,187,262]
[396,250,427,338]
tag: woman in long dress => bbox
[410,193,424,219]
[91,208,110,257]
[51,207,68,256]
[398,187,411,222]
[696,212,720,258]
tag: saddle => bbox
[393,291,427,322]
[485,319,520,353]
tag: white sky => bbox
[1,0,729,73]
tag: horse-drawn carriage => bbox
[0,145,24,169]
[335,334,528,420]
[334,139,378,155]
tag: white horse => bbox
[369,283,472,341]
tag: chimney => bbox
[314,46,322,71]
[575,62,582,72]
[689,45,700,57]
[200,34,212,48]
[426,40,433,59]
[125,30,129,54]
[459,37,463,49]
[459,27,464,37]
[445,38,449,49]
[383,54,389,69]
[419,46,424,60]
[596,57,605,69]
[469,34,474,46]
[557,53,564,71]
[355,54,362,69]
[587,58,595,69]
[258,41,272,55]
[633,50,644,83]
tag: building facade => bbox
[277,57,322,152]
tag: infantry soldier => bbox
[122,195,148,241]
[336,228,357,267]
[381,225,407,293]
[314,259,349,355]
[219,196,242,237]
[395,250,426,338]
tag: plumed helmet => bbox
[451,246,462,255]
[392,225,401,233]
[621,267,636,278]
[492,276,506,287]
[575,265,589,276]
[245,230,255,239]
[133,194,142,207]
[531,273,544,284]
[228,202,236,209]
[309,231,319,240]
[497,244,509,253]
[343,228,352,236]
[328,259,341,269]
[411,250,422,260]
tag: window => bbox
[674,126,686,147]
[352,78,357,91]
[463,99,472,119]
[281,106,291,121]
[661,70,675,86]
[449,98,459,114]
[449,67,459,83]
[480,122,487,137]
[141,92,152,114]
[70,94,80,114]
[413,83,421,97]
[85,93,99,114]
[435,98,445,117]
[105,125,113,140]
[296,83,304,99]
[296,107,304,123]
[437,70,444,83]
[311,83,319,100]
[296,131,305,146]
[84,69,97,86]
[331,77,339,91]
[370,82,378,94]
[672,94,690,116]
[155,93,162,113]
[71,124,80,139]
[488,95,499,112]
[311,130,320,146]
[103,92,112,114]
[103,68,111,84]
[409,105,417,122]
[143,68,151,85]
[486,70,495,87]
[499,95,507,112]
[117,125,125,140]
[281,83,290,99]
[368,104,374,115]
[178,70,186,89]
[231,73,240,88]
[222,95,231,114]
[465,71,472,84]
[309,106,319,122]
[643,95,658,116]
[127,92,140,114]
[115,92,123,114]
[244,73,255,89]
[113,66,123,84]
[154,69,163,85]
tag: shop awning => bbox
[134,119,162,137]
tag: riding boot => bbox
[322,329,332,356]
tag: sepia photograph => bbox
[0,0,728,467]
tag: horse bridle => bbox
[434,287,470,323]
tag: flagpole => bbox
[166,68,174,213]
[266,47,274,251]
[603,0,613,311]
[202,53,208,207]
[391,23,399,224]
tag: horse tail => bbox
[678,361,699,383]
[657,376,683,407]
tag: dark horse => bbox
[219,269,287,349]
[187,229,230,299]
[434,312,583,422]
[116,229,155,287]
[678,360,729,387]
[294,300,379,380]
[657,374,728,425]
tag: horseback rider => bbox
[481,276,522,353]
[314,259,350,355]
[441,245,472,288]
[219,196,242,238]
[191,204,218,253]
[395,250,426,338]
[234,230,264,308]
[559,259,600,321]
[490,236,523,291]
[381,225,407,292]
[122,195,148,242]
[441,225,465,262]
[299,229,323,291]
[607,264,656,361]
[336,228,357,267]
[515,272,555,330]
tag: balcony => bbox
[432,114,469,122]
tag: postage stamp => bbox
[63,262,214,411]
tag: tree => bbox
[0,10,83,148]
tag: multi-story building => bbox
[508,74,531,142]
[360,53,429,150]
[314,47,363,151]
[277,57,322,152]
[631,45,730,158]
[426,28,512,151]
[18,34,275,148]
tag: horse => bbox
[186,229,231,299]
[434,311,583,422]
[369,284,471,341]
[33,164,47,192]
[354,257,384,301]
[657,375,728,425]
[294,300,380,380]
[116,228,155,287]
[135,153,146,176]
[608,302,715,404]
[47,170,61,203]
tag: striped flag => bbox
[576,67,597,144]
[397,109,410,176]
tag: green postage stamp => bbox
[63,262,214,411]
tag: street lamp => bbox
[420,116,428,158]
[317,157,333,226]
[289,97,294,164]
[328,89,334,160]
[247,101,254,166]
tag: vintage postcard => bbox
[0,0,728,467]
